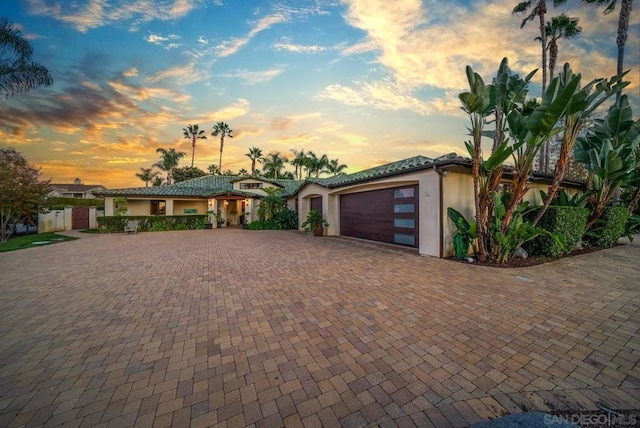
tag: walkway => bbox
[0,230,638,427]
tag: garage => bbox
[340,185,419,248]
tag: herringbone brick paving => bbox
[0,229,638,427]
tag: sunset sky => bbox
[0,0,638,189]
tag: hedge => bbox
[587,206,629,248]
[97,215,207,233]
[46,197,105,210]
[525,206,588,257]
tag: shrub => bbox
[274,208,298,230]
[45,197,105,209]
[97,215,207,233]
[586,206,629,248]
[247,220,278,230]
[526,206,588,257]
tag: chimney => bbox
[74,178,81,185]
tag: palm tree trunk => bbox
[537,0,548,173]
[191,137,196,167]
[219,136,224,171]
[628,184,640,214]
[616,0,632,102]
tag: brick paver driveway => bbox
[1,230,639,427]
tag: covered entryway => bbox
[340,185,419,248]
[72,206,89,230]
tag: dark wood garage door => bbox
[340,185,418,248]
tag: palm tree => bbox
[211,122,233,172]
[537,15,582,81]
[327,159,348,176]
[135,167,159,187]
[583,0,634,102]
[207,164,220,175]
[245,147,263,175]
[154,147,186,185]
[151,175,164,187]
[513,0,567,172]
[290,149,308,180]
[0,18,53,98]
[262,152,289,179]
[307,153,329,178]
[183,124,207,167]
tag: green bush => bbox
[97,215,207,233]
[586,206,629,248]
[274,208,298,229]
[525,206,588,257]
[45,197,104,209]
[247,220,279,230]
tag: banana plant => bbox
[447,207,477,260]
[575,95,640,228]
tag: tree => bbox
[583,0,634,102]
[154,147,186,185]
[262,152,288,179]
[532,64,625,226]
[183,124,207,167]
[211,122,233,172]
[0,18,53,98]
[538,14,582,82]
[135,167,159,187]
[207,164,220,175]
[151,176,164,186]
[0,148,50,242]
[327,158,348,176]
[513,0,567,171]
[306,152,329,178]
[245,147,263,175]
[290,149,308,180]
[172,166,207,183]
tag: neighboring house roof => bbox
[49,184,107,193]
[95,175,306,198]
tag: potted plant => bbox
[205,211,215,229]
[301,210,329,236]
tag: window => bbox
[240,183,263,189]
[393,188,415,198]
[150,200,166,215]
[394,234,416,246]
[394,203,415,213]
[394,218,415,228]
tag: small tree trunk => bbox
[628,185,640,215]
[615,0,632,102]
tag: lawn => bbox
[0,232,77,252]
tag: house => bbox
[97,154,585,258]
[48,178,107,199]
[96,175,305,226]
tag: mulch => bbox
[447,245,614,268]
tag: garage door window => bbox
[394,233,415,246]
[394,188,415,198]
[394,203,415,213]
[394,218,415,228]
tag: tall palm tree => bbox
[262,152,289,179]
[245,147,263,175]
[211,122,233,172]
[307,153,329,178]
[183,124,207,167]
[583,0,634,102]
[538,14,582,81]
[0,18,53,98]
[290,149,308,180]
[135,167,159,187]
[327,158,348,176]
[154,147,186,185]
[513,0,567,172]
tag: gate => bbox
[72,206,89,229]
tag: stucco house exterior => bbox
[97,154,584,258]
[49,178,107,199]
[96,175,305,227]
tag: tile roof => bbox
[307,155,434,188]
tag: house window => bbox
[240,183,263,189]
[150,200,166,215]
[393,188,415,198]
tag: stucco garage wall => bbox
[174,200,207,215]
[442,172,475,258]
